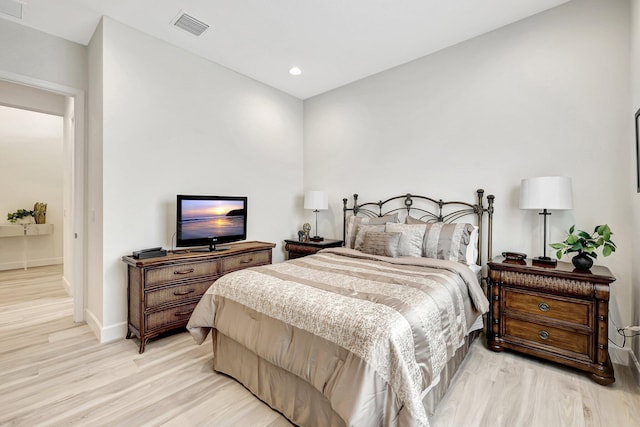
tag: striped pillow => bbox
[361,231,401,257]
[423,222,475,263]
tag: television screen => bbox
[176,195,247,251]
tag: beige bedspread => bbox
[187,248,489,427]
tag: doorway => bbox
[0,71,86,322]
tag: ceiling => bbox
[3,0,570,99]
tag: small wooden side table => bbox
[284,239,343,259]
[487,256,616,385]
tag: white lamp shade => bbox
[519,176,573,210]
[304,191,328,210]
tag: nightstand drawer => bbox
[504,289,592,327]
[145,261,219,287]
[146,302,198,331]
[504,317,591,358]
[145,279,215,309]
[221,251,271,273]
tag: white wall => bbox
[87,18,304,341]
[630,0,640,370]
[0,20,86,275]
[87,18,105,334]
[0,80,66,115]
[0,106,63,269]
[0,16,88,322]
[305,0,633,340]
[0,18,86,90]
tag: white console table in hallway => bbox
[0,224,54,270]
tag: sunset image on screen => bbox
[180,199,245,239]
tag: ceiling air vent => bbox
[171,11,210,36]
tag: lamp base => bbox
[532,256,557,267]
[310,236,324,242]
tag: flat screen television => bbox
[176,195,247,251]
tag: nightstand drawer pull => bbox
[538,330,550,340]
[174,311,192,317]
[239,258,253,264]
[538,302,550,312]
[174,268,195,275]
[173,289,195,296]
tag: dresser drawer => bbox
[504,289,592,327]
[504,317,591,359]
[145,261,219,288]
[146,302,198,331]
[145,279,215,309]
[221,250,270,273]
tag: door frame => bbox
[0,70,86,322]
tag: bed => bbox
[187,189,495,427]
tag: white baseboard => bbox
[609,346,640,386]
[630,349,640,387]
[84,308,101,340]
[84,308,127,344]
[0,261,26,271]
[0,257,63,271]
[61,275,72,296]
[609,346,628,365]
[101,321,128,343]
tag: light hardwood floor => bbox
[1,266,639,427]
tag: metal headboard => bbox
[342,189,495,266]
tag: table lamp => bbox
[519,176,573,266]
[304,191,328,242]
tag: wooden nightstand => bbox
[487,257,616,385]
[284,239,343,259]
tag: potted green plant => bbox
[550,224,616,270]
[7,209,34,224]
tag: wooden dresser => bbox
[487,257,616,385]
[122,241,275,353]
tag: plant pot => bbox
[16,217,34,225]
[572,253,593,271]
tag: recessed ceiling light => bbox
[289,67,302,76]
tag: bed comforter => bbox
[187,248,489,427]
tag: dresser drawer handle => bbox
[538,302,550,312]
[174,311,192,317]
[538,330,550,340]
[174,269,195,275]
[239,258,253,264]
[173,289,195,296]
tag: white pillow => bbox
[466,226,479,265]
[384,222,427,257]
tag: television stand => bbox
[123,241,276,353]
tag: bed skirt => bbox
[211,328,481,426]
